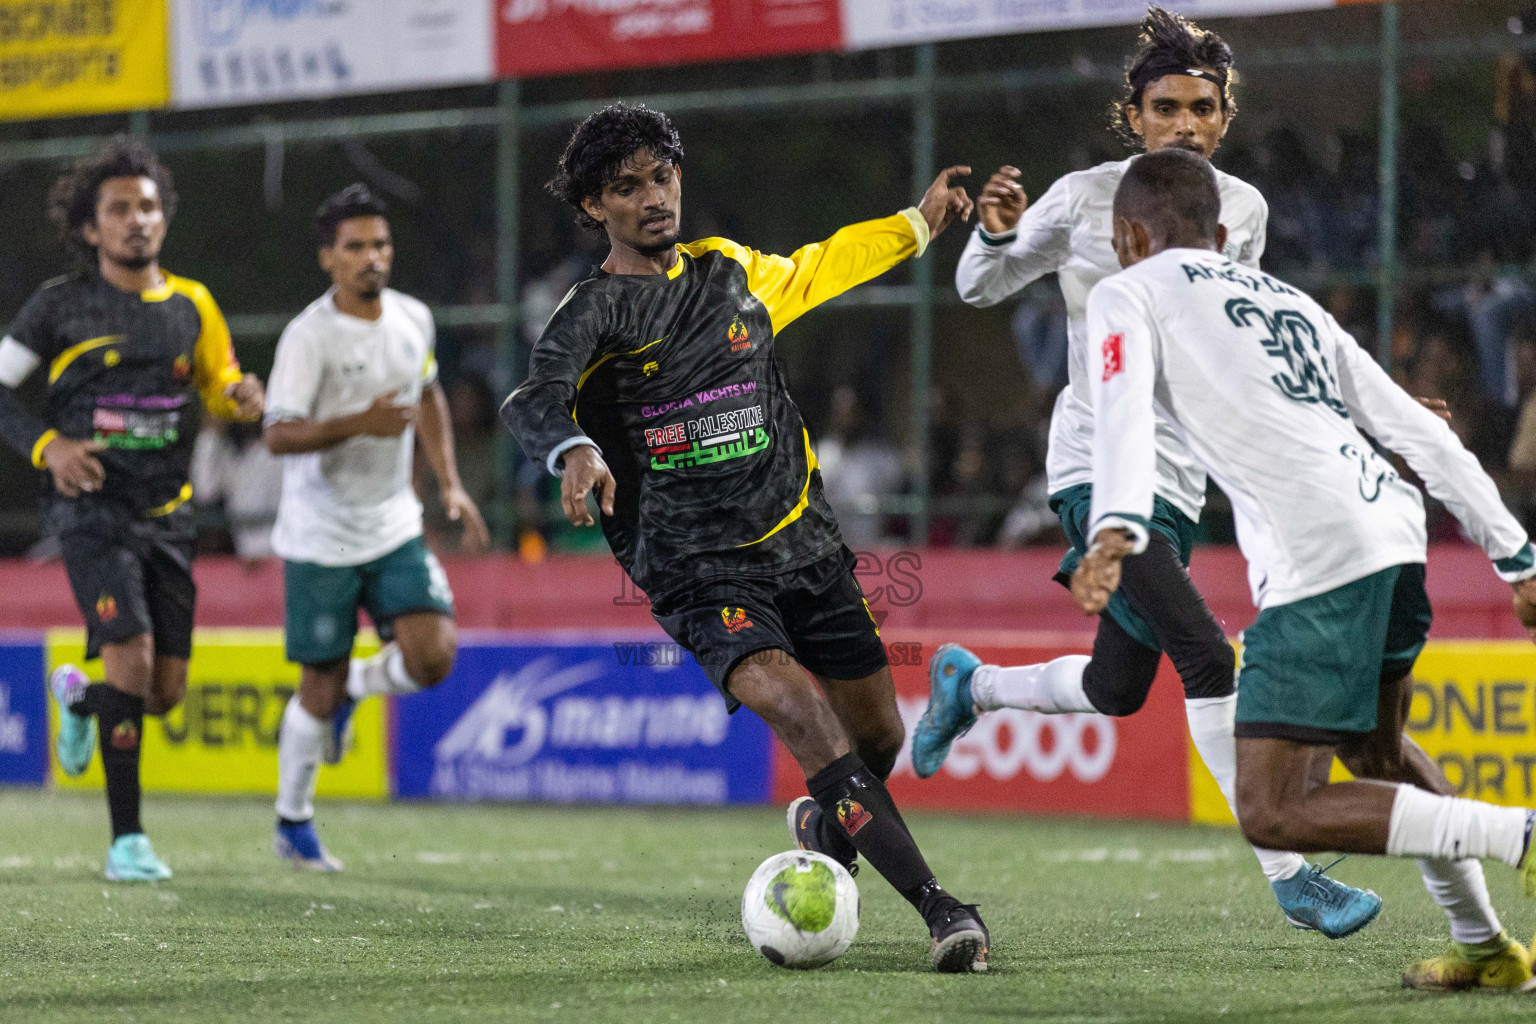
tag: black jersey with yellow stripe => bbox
[504,208,929,599]
[3,271,249,519]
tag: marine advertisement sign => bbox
[393,637,773,805]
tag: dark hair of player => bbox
[547,103,685,231]
[47,135,178,263]
[315,183,389,247]
[1113,148,1221,245]
[1114,6,1238,146]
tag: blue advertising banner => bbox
[0,639,47,785]
[394,639,772,805]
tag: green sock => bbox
[1454,931,1512,963]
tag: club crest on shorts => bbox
[96,594,118,622]
[835,798,873,836]
[721,606,754,633]
[110,720,139,750]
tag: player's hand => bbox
[560,444,616,528]
[225,373,265,421]
[918,166,974,240]
[1415,396,1452,423]
[442,485,490,552]
[43,436,106,498]
[352,390,417,437]
[978,166,1028,236]
[1070,529,1137,615]
[1513,577,1536,643]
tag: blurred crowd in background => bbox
[6,5,1536,562]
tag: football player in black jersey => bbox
[0,138,264,880]
[504,104,990,972]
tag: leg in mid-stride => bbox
[914,492,1381,938]
[653,550,990,973]
[274,538,459,871]
[52,515,201,882]
[1234,564,1535,988]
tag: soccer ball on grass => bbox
[741,850,859,969]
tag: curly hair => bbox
[47,136,177,263]
[1113,7,1238,148]
[547,103,684,231]
[314,182,389,246]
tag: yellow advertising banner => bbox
[47,628,388,799]
[1183,639,1536,826]
[0,0,168,122]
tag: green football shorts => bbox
[1235,563,1432,745]
[283,535,455,665]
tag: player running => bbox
[0,138,264,880]
[1077,147,1536,990]
[264,184,489,871]
[504,103,990,972]
[915,5,1381,936]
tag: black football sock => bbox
[95,687,144,840]
[71,682,116,717]
[807,752,941,913]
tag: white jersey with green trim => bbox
[1085,248,1535,610]
[265,287,439,567]
[955,156,1268,522]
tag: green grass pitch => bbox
[4,789,1536,1023]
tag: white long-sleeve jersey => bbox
[956,157,1268,521]
[1086,248,1536,610]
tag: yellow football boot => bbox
[1403,933,1531,991]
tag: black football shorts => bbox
[650,546,889,712]
[59,507,197,661]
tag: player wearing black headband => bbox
[924,5,1389,944]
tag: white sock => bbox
[970,656,1095,713]
[1417,856,1503,945]
[1386,783,1530,865]
[1185,694,1307,882]
[345,644,422,700]
[275,696,324,822]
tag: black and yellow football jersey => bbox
[503,208,929,599]
[2,271,250,519]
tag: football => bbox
[741,850,860,969]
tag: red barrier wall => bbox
[0,543,1520,637]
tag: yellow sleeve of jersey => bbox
[683,208,928,334]
[170,276,251,421]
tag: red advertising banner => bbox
[497,0,843,78]
[771,633,1190,820]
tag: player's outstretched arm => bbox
[1331,313,1535,581]
[955,169,1070,308]
[415,381,489,551]
[729,167,973,334]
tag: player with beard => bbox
[916,6,1386,938]
[264,184,489,870]
[0,138,264,880]
[504,103,991,972]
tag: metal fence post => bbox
[910,43,936,546]
[1376,2,1400,370]
[494,80,522,549]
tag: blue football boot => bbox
[1272,859,1381,938]
[104,833,172,882]
[911,644,982,779]
[274,819,343,872]
[49,663,95,777]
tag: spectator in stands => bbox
[190,421,284,567]
[817,386,902,548]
